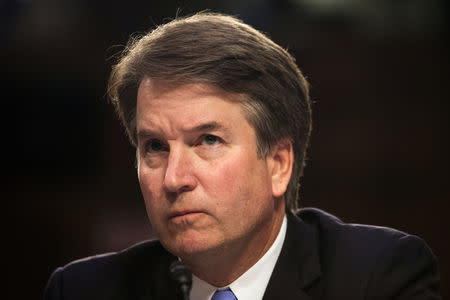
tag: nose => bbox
[163,144,197,194]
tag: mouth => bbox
[168,210,204,220]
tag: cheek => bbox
[139,164,164,193]
[215,163,239,190]
[205,154,265,208]
[209,157,244,189]
[139,169,166,214]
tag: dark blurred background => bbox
[2,0,449,298]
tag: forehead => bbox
[137,79,245,104]
[135,79,251,134]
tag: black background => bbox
[3,0,449,298]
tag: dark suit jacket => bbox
[44,208,440,299]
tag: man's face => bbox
[136,79,284,263]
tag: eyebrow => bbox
[137,121,227,140]
[190,121,224,133]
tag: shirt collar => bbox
[190,214,288,300]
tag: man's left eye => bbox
[203,134,220,146]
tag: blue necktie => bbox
[211,288,237,300]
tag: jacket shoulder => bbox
[44,240,175,300]
[298,207,411,244]
[295,207,440,299]
[55,239,167,277]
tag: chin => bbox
[164,234,223,260]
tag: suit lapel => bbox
[263,212,321,300]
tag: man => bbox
[44,12,440,299]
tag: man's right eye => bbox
[146,140,165,153]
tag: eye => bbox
[202,134,220,146]
[146,139,167,153]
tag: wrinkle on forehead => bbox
[138,78,247,104]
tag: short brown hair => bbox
[107,12,312,212]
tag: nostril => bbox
[179,185,193,193]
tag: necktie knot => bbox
[211,288,237,300]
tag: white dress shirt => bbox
[189,215,287,300]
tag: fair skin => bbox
[136,79,293,286]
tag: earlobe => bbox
[270,139,294,198]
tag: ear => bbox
[269,139,294,198]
